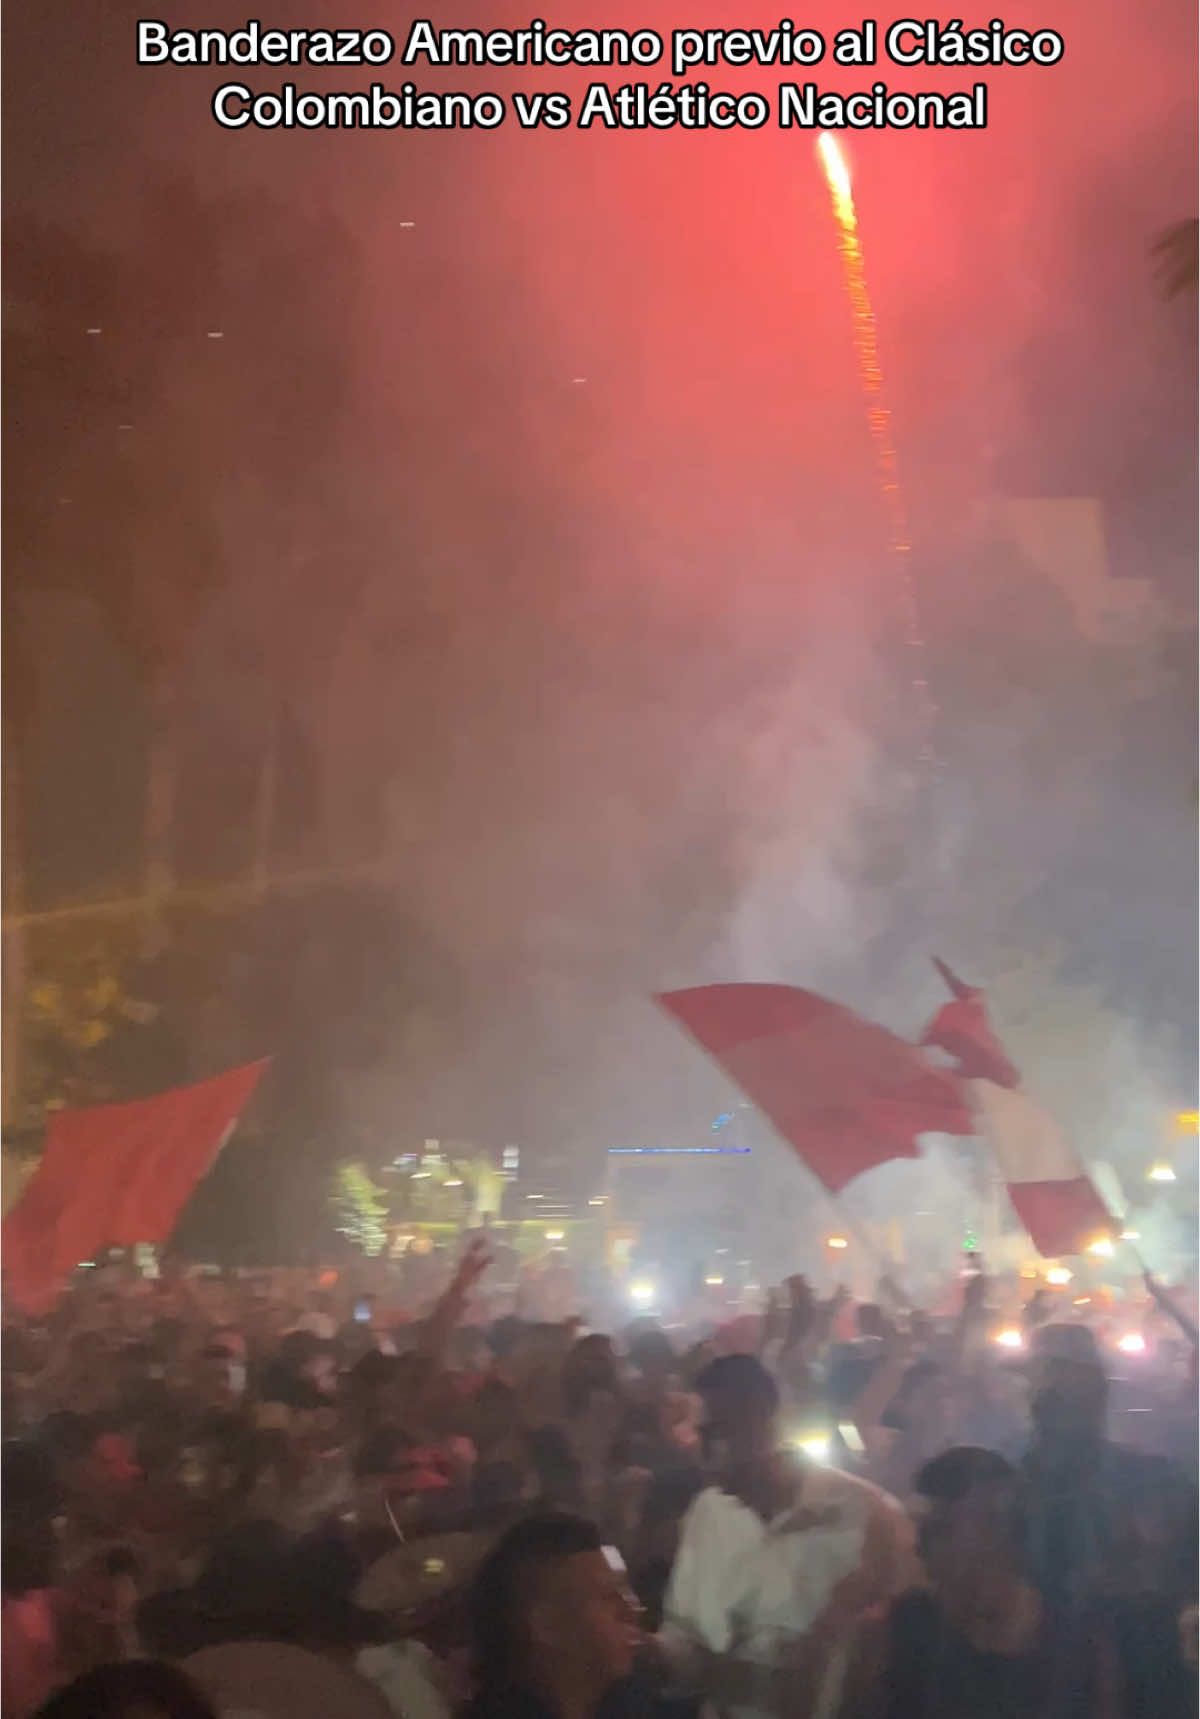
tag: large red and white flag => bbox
[923,960,1112,1257]
[656,984,974,1194]
[965,1079,1114,1257]
[657,968,1112,1258]
[3,1062,268,1312]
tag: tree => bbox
[458,1154,508,1224]
[10,922,183,1127]
[2,181,365,1128]
[333,1162,389,1257]
[3,220,126,1116]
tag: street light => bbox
[1147,1163,1177,1184]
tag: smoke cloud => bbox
[5,0,1195,1251]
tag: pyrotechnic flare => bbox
[816,132,937,766]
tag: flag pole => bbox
[1131,1242,1199,1349]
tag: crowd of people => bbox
[2,1239,1196,1719]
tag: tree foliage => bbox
[16,927,184,1131]
[333,1162,389,1256]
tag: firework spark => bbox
[816,133,936,766]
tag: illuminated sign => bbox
[607,1146,751,1157]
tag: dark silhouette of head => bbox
[694,1354,780,1467]
[468,1512,639,1710]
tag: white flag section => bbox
[969,1078,1114,1257]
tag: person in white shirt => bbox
[655,1354,914,1719]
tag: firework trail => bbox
[816,132,938,768]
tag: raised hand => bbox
[454,1236,492,1294]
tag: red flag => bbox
[656,985,973,1194]
[106,1061,267,1244]
[923,963,1111,1257]
[922,958,1020,1088]
[3,1062,267,1313]
[966,1078,1113,1258]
